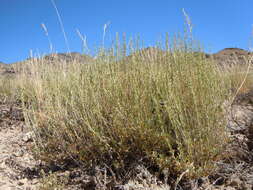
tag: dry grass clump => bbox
[8,38,230,183]
[0,75,19,102]
[223,64,253,94]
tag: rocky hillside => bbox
[0,48,252,77]
[125,47,252,66]
[38,52,94,64]
[0,64,15,76]
[0,52,94,76]
[212,48,252,66]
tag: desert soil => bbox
[0,103,38,190]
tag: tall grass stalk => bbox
[15,36,230,180]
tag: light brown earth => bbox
[0,103,39,190]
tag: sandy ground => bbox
[0,103,38,190]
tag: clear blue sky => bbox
[1,0,253,63]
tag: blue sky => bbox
[0,0,252,63]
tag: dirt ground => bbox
[0,103,39,190]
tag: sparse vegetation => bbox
[1,32,253,188]
[1,36,232,182]
[224,64,253,94]
[38,170,67,190]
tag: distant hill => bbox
[41,52,94,64]
[125,47,252,66]
[211,48,252,66]
[0,62,6,73]
[8,52,95,75]
[0,62,16,76]
[0,62,8,68]
[1,48,252,77]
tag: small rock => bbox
[18,178,28,186]
[228,176,243,188]
[22,132,34,143]
[14,150,24,157]
[17,181,24,186]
